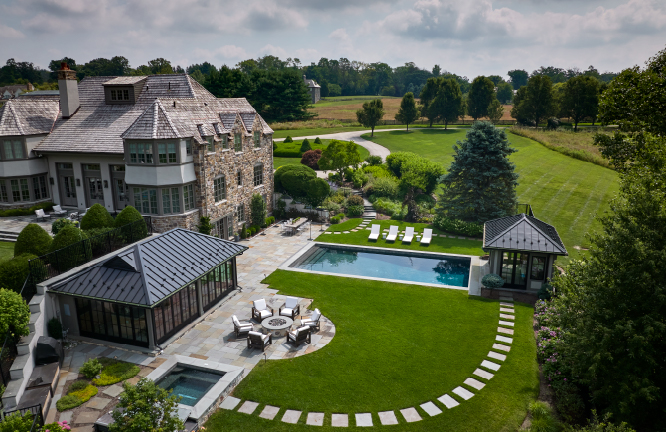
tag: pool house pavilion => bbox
[45,228,247,351]
[483,213,568,291]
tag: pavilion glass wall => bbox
[202,261,234,312]
[153,283,198,345]
[75,298,149,348]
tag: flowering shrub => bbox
[43,420,71,431]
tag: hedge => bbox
[0,253,38,292]
[80,203,114,230]
[433,215,484,238]
[0,202,53,218]
[14,223,52,257]
[346,205,364,217]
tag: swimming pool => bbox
[291,244,471,287]
[156,367,225,406]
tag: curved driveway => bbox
[274,129,404,160]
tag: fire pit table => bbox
[261,316,294,338]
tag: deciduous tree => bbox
[496,82,513,104]
[561,75,600,131]
[507,69,529,90]
[431,78,464,129]
[356,99,385,136]
[318,140,362,178]
[110,378,183,432]
[510,75,557,128]
[487,99,504,124]
[467,76,496,120]
[395,92,419,130]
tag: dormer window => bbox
[110,88,130,101]
[234,133,242,152]
[206,137,214,153]
[253,131,261,148]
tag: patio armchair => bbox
[52,205,68,217]
[279,296,301,320]
[232,315,253,338]
[402,227,415,243]
[247,331,272,351]
[287,326,311,346]
[35,209,51,221]
[421,228,433,245]
[368,224,380,241]
[300,308,322,332]
[386,225,399,242]
[252,299,274,321]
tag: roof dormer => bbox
[103,76,147,105]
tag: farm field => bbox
[363,129,620,264]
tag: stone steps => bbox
[0,230,19,242]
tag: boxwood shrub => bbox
[14,223,52,257]
[346,205,364,217]
[114,206,148,240]
[433,215,484,237]
[0,253,38,292]
[80,204,114,230]
[482,273,505,289]
[330,216,341,224]
[0,202,53,218]
[51,218,77,236]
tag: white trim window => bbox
[253,164,263,187]
[184,184,195,211]
[129,143,153,164]
[133,187,158,215]
[214,176,226,202]
[162,187,181,214]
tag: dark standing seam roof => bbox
[48,228,248,306]
[483,213,567,255]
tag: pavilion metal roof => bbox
[48,228,248,306]
[483,213,567,255]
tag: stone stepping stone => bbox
[332,414,348,427]
[420,401,442,416]
[457,236,466,239]
[331,414,349,427]
[238,401,259,415]
[500,313,515,320]
[499,307,514,313]
[259,405,280,420]
[85,396,111,410]
[355,413,373,427]
[378,411,398,425]
[324,232,333,234]
[400,407,422,423]
[307,412,325,426]
[498,327,514,335]
[219,396,241,410]
[59,411,73,424]
[473,368,494,380]
[481,360,501,371]
[334,232,342,234]
[343,231,351,234]
[438,394,459,409]
[452,386,475,400]
[351,229,359,232]
[493,343,511,352]
[499,302,514,307]
[496,335,513,344]
[464,377,486,390]
[488,351,507,361]
[103,384,123,398]
[282,410,302,424]
[499,320,515,327]
[499,296,513,301]
[74,411,100,424]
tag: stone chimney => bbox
[58,62,79,118]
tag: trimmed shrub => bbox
[69,380,89,392]
[250,194,267,228]
[272,141,277,151]
[347,195,364,207]
[265,216,275,226]
[14,223,52,257]
[277,165,317,199]
[81,358,103,379]
[114,206,148,240]
[301,149,322,169]
[482,273,504,289]
[51,218,77,236]
[80,204,114,231]
[284,136,293,143]
[47,317,63,340]
[93,360,140,386]
[314,137,322,144]
[0,202,53,218]
[50,225,88,252]
[0,253,38,293]
[433,215,484,237]
[0,288,30,341]
[240,224,247,239]
[274,199,286,220]
[56,384,97,411]
[299,138,312,153]
[346,205,364,217]
[365,155,382,166]
[198,216,212,235]
[330,216,341,224]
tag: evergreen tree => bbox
[395,92,419,130]
[437,122,518,223]
[431,78,464,129]
[467,76,496,120]
[356,99,385,137]
[300,138,312,153]
[250,193,267,227]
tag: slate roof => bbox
[33,74,273,154]
[103,76,147,85]
[0,98,61,137]
[483,213,567,255]
[0,85,32,99]
[48,228,248,307]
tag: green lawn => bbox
[320,219,485,256]
[362,129,620,263]
[272,139,370,170]
[0,241,14,263]
[271,125,477,139]
[205,270,538,431]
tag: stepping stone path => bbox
[221,295,517,426]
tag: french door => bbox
[500,251,529,289]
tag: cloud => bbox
[193,45,249,61]
[259,44,288,57]
[0,23,24,38]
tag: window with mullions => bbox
[214,176,226,202]
[10,179,30,202]
[3,140,23,160]
[32,176,48,200]
[206,137,214,153]
[234,133,242,152]
[153,285,199,344]
[110,88,130,101]
[0,183,7,203]
[184,184,195,211]
[133,187,158,214]
[75,298,149,347]
[186,140,192,155]
[253,131,261,148]
[129,143,153,164]
[158,142,177,163]
[237,204,245,222]
[253,164,263,186]
[236,170,242,187]
[162,188,181,214]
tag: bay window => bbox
[133,187,158,214]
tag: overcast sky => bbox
[1,0,665,79]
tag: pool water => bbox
[157,367,225,406]
[293,245,471,287]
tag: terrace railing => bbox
[28,216,152,289]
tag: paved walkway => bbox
[274,129,397,160]
[0,214,54,234]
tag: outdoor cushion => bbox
[369,224,380,240]
[386,226,399,241]
[249,331,268,341]
[232,315,241,326]
[280,308,294,317]
[284,296,298,309]
[254,299,267,310]
[258,309,271,319]
[311,308,321,322]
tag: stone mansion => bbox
[0,64,274,236]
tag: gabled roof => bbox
[0,98,60,136]
[483,213,567,255]
[121,100,180,140]
[48,228,248,306]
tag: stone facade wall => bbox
[151,210,200,232]
[192,115,274,237]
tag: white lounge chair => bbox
[279,296,301,319]
[287,326,311,346]
[421,228,433,245]
[301,308,322,332]
[232,315,253,338]
[35,209,51,221]
[52,205,68,216]
[251,299,273,321]
[386,225,399,242]
[368,224,380,241]
[403,226,415,243]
